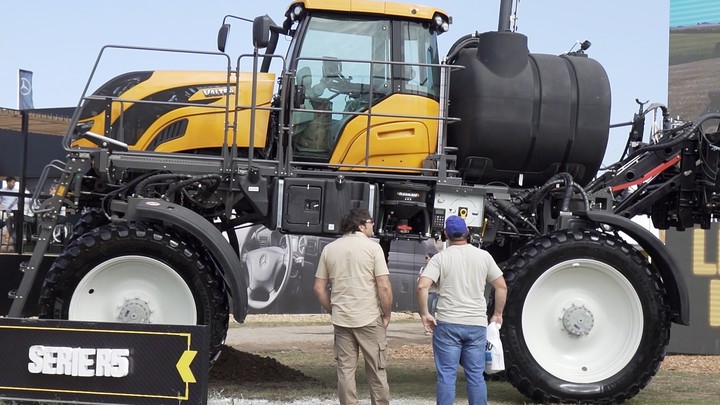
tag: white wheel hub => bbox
[117,297,153,323]
[561,304,594,336]
[69,255,197,325]
[522,259,643,383]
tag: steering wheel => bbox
[243,232,293,310]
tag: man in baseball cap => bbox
[444,215,468,239]
[417,214,507,405]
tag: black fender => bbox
[122,197,248,322]
[579,210,689,325]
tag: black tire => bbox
[40,222,229,364]
[501,229,670,404]
[66,207,109,246]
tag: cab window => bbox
[399,21,440,100]
[291,15,391,157]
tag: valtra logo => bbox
[200,87,235,97]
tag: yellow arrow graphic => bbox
[176,350,197,383]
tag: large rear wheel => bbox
[502,229,671,403]
[40,223,229,364]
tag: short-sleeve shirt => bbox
[0,181,20,212]
[421,244,503,327]
[315,232,390,328]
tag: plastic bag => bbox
[485,321,504,374]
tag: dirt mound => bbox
[209,345,315,383]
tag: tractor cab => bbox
[279,0,451,171]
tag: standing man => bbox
[1,176,20,247]
[417,215,507,405]
[314,208,393,405]
[418,237,443,322]
[0,176,20,212]
[418,253,438,318]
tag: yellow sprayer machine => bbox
[11,0,716,402]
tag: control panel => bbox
[432,184,485,232]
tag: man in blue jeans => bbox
[417,215,507,405]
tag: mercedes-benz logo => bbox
[20,78,32,96]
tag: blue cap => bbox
[445,215,468,238]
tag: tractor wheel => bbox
[66,207,109,245]
[40,222,229,364]
[501,229,670,404]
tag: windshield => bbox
[295,15,392,111]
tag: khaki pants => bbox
[333,317,389,405]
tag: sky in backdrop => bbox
[670,0,720,27]
[0,0,672,163]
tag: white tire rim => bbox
[522,258,643,383]
[69,255,197,325]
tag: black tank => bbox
[447,31,611,187]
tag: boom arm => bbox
[587,107,720,231]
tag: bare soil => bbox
[209,346,315,383]
[669,57,720,119]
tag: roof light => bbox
[291,4,305,21]
[432,13,449,33]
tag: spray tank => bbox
[446,0,611,187]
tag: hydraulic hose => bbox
[484,199,520,234]
[135,173,192,198]
[625,117,715,161]
[166,174,222,197]
[444,33,479,65]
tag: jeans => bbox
[432,321,487,405]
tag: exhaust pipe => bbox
[498,0,513,32]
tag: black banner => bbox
[0,317,208,404]
[18,69,34,110]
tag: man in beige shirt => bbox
[314,208,393,405]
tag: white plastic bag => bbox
[485,321,504,374]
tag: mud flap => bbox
[579,210,689,325]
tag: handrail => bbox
[62,44,233,151]
[58,43,462,184]
[285,55,458,175]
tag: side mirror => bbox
[253,15,272,49]
[217,23,230,53]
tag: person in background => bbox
[314,207,393,405]
[0,176,20,212]
[417,215,507,405]
[0,176,20,247]
[49,181,58,197]
[418,238,443,329]
[21,187,37,242]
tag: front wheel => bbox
[40,223,230,364]
[501,229,671,403]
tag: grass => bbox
[207,348,720,404]
[211,315,720,403]
[669,31,720,65]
